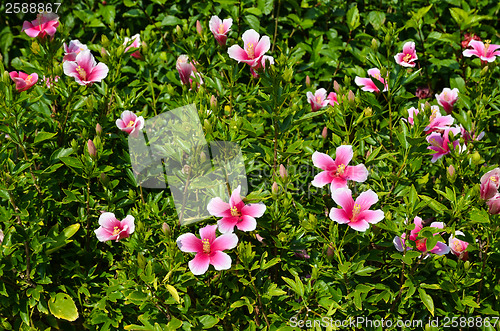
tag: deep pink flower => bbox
[63,40,88,62]
[354,68,388,92]
[463,39,500,62]
[424,105,454,133]
[487,193,500,214]
[250,55,274,78]
[461,33,481,49]
[9,71,38,92]
[207,185,266,233]
[63,50,109,86]
[393,216,450,255]
[306,88,329,112]
[227,29,271,67]
[209,16,232,46]
[449,231,469,260]
[311,146,368,190]
[480,168,500,200]
[22,12,59,38]
[329,188,384,232]
[116,110,145,137]
[94,212,135,242]
[177,224,238,275]
[426,127,461,163]
[394,41,418,67]
[124,34,142,59]
[176,55,203,88]
[436,88,459,114]
[327,92,339,106]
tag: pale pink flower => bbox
[306,88,329,112]
[449,231,469,260]
[209,16,232,46]
[176,55,203,88]
[227,29,271,67]
[116,110,145,137]
[250,55,274,77]
[426,126,461,163]
[207,185,266,233]
[480,168,500,200]
[424,105,454,133]
[311,146,368,190]
[94,212,135,242]
[177,224,238,275]
[487,193,500,214]
[354,68,388,92]
[22,12,59,38]
[393,216,450,255]
[394,41,418,67]
[327,92,338,106]
[63,40,88,62]
[404,107,419,125]
[124,34,142,59]
[9,71,38,92]
[462,39,500,62]
[329,188,384,232]
[435,88,459,114]
[63,50,109,86]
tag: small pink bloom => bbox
[394,41,418,67]
[94,212,135,242]
[435,88,459,114]
[480,168,500,200]
[463,39,500,62]
[461,33,481,49]
[227,29,271,67]
[394,217,450,255]
[63,40,88,62]
[176,55,203,88]
[426,126,461,163]
[329,188,384,232]
[116,110,145,137]
[311,146,369,190]
[124,34,142,59]
[250,55,274,77]
[327,92,339,106]
[207,185,266,233]
[449,231,469,260]
[177,224,238,275]
[306,88,329,112]
[404,107,419,125]
[9,71,38,92]
[354,68,388,93]
[209,16,232,46]
[487,193,500,214]
[22,12,59,38]
[424,105,454,133]
[63,50,109,86]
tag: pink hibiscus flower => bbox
[22,12,59,38]
[480,168,500,200]
[394,41,418,67]
[311,145,368,190]
[354,68,388,92]
[449,231,469,260]
[306,88,329,112]
[329,188,384,232]
[124,34,142,59]
[487,193,500,214]
[462,39,500,62]
[177,224,238,275]
[227,29,271,67]
[209,16,232,46]
[176,55,203,88]
[116,110,145,137]
[207,185,266,233]
[327,92,339,106]
[426,126,462,163]
[63,40,88,62]
[393,216,450,255]
[94,212,135,242]
[63,50,109,86]
[404,107,419,125]
[424,105,454,134]
[435,88,459,114]
[9,71,38,92]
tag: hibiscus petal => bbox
[330,177,348,190]
[94,226,114,242]
[210,251,232,270]
[335,145,353,166]
[199,224,218,243]
[349,220,370,232]
[116,119,126,130]
[331,188,354,211]
[227,45,249,62]
[358,209,384,224]
[241,203,266,218]
[76,50,96,74]
[402,41,415,54]
[63,61,79,78]
[329,208,350,224]
[98,212,118,227]
[212,232,238,251]
[393,236,405,252]
[242,29,260,48]
[311,171,334,187]
[255,35,271,58]
[207,197,231,217]
[121,215,135,235]
[430,242,450,255]
[188,253,210,275]
[312,151,335,170]
[236,215,257,232]
[355,189,378,211]
[344,164,368,182]
[88,63,109,82]
[229,185,243,209]
[217,217,238,233]
[177,233,203,253]
[355,77,378,92]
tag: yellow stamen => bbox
[403,53,412,62]
[315,96,322,103]
[126,120,135,127]
[76,65,87,80]
[491,176,498,182]
[484,40,491,52]
[429,108,438,122]
[25,75,32,83]
[202,238,211,254]
[336,164,346,176]
[218,24,225,34]
[453,240,463,253]
[230,206,241,217]
[352,204,361,218]
[112,226,120,236]
[247,43,255,59]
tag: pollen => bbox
[246,43,255,59]
[336,164,346,176]
[25,75,33,83]
[218,24,225,34]
[202,238,211,254]
[453,240,463,252]
[403,53,412,62]
[484,39,491,52]
[352,204,361,217]
[491,176,498,182]
[76,65,87,80]
[112,226,121,236]
[230,206,241,217]
[126,120,135,127]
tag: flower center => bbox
[336,164,346,176]
[484,40,491,53]
[126,120,135,127]
[25,75,33,83]
[218,24,225,34]
[352,204,361,218]
[247,43,255,59]
[202,238,211,254]
[230,206,241,217]
[76,65,87,80]
[112,226,121,236]
[453,240,463,253]
[403,53,412,62]
[429,108,438,122]
[491,176,498,183]
[416,239,427,252]
[315,96,322,103]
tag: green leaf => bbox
[346,5,360,31]
[48,293,79,321]
[199,315,219,329]
[366,11,385,30]
[418,288,434,316]
[34,132,57,144]
[165,284,180,303]
[60,156,84,169]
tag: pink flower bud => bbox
[96,123,102,135]
[196,20,203,36]
[487,194,500,214]
[279,164,287,179]
[322,126,328,139]
[272,182,279,195]
[305,75,311,87]
[348,90,355,106]
[87,139,97,158]
[210,94,217,108]
[162,222,170,235]
[326,243,334,260]
[333,80,341,94]
[447,165,455,177]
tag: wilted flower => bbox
[394,41,418,67]
[116,110,145,137]
[209,16,232,46]
[227,29,270,67]
[415,86,432,99]
[177,224,238,275]
[354,68,388,92]
[9,71,38,92]
[207,185,266,233]
[480,168,500,200]
[404,107,419,126]
[22,12,59,38]
[461,33,481,49]
[63,40,88,62]
[306,88,329,112]
[94,212,135,242]
[393,216,449,255]
[435,88,459,114]
[311,145,368,190]
[463,39,500,62]
[449,231,469,260]
[329,188,384,232]
[63,50,109,85]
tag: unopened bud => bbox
[447,165,455,177]
[322,126,328,139]
[87,139,97,159]
[210,95,217,108]
[471,151,482,165]
[200,151,207,163]
[100,173,109,186]
[371,38,378,51]
[348,90,355,107]
[101,34,110,48]
[196,20,203,36]
[272,182,279,195]
[176,25,183,37]
[326,243,334,261]
[480,65,489,76]
[182,164,191,175]
[162,222,170,235]
[71,139,78,152]
[305,75,311,88]
[279,164,287,179]
[2,71,10,85]
[100,47,109,60]
[364,107,373,116]
[31,42,41,55]
[95,123,102,135]
[333,80,341,94]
